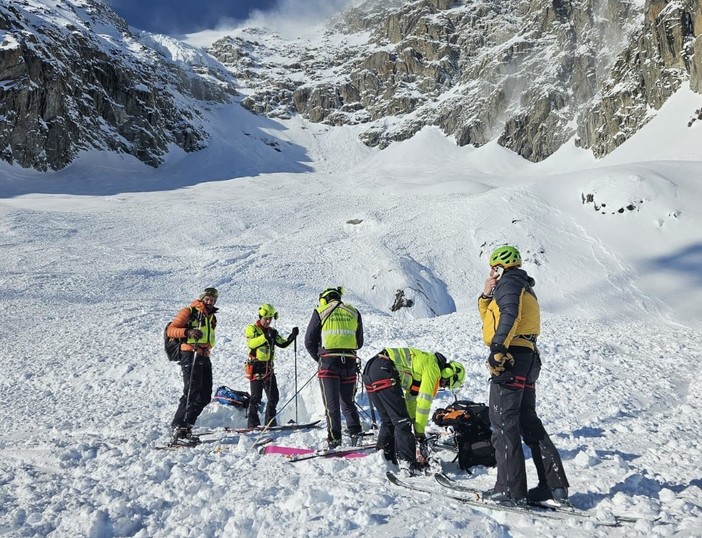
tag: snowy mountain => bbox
[2,0,701,170]
[208,0,702,160]
[0,0,235,171]
[1,1,702,537]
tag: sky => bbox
[104,0,350,34]
[2,2,702,536]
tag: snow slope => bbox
[0,79,701,536]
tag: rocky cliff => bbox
[1,0,700,171]
[0,0,235,171]
[577,0,702,156]
[210,0,701,162]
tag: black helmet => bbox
[200,287,219,300]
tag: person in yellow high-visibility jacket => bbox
[167,287,219,446]
[304,287,364,449]
[362,347,465,472]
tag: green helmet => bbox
[489,245,522,268]
[200,287,219,300]
[319,287,344,305]
[258,303,278,320]
[441,361,465,390]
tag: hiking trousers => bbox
[362,355,416,464]
[318,354,361,443]
[489,347,569,500]
[248,361,279,428]
[172,353,212,429]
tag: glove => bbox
[265,328,278,347]
[290,327,299,338]
[490,341,508,353]
[416,434,429,464]
[186,328,203,340]
[488,350,514,377]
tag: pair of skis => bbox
[155,420,322,450]
[387,471,652,527]
[261,443,376,462]
[196,419,322,436]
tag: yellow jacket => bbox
[384,347,441,435]
[479,268,540,350]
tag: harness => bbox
[511,334,538,350]
[363,352,398,393]
[365,378,395,393]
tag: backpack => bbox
[213,386,251,409]
[432,400,496,472]
[164,322,184,362]
[164,307,199,362]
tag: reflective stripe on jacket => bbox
[384,347,441,435]
[315,301,360,350]
[245,321,288,362]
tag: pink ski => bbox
[261,444,376,461]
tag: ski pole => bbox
[367,395,377,430]
[294,335,299,423]
[250,369,317,449]
[183,311,204,425]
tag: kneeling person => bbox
[362,348,465,471]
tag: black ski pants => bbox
[318,355,361,443]
[248,361,279,428]
[489,346,569,500]
[172,352,212,429]
[362,355,416,464]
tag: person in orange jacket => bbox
[167,287,218,446]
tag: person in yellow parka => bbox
[245,303,298,429]
[478,245,569,506]
[362,347,465,472]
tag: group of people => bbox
[165,245,570,507]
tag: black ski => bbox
[155,435,274,451]
[154,440,204,451]
[436,473,651,524]
[196,420,322,436]
[388,472,641,527]
[285,445,377,463]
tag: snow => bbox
[2,34,702,538]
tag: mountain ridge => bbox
[0,0,700,172]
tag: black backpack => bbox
[432,400,496,472]
[164,322,184,362]
[164,308,199,362]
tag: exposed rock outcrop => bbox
[0,1,235,171]
[211,0,701,162]
[577,0,702,156]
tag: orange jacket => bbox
[166,299,217,357]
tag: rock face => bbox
[0,0,235,171]
[2,0,701,171]
[210,0,702,161]
[577,0,702,156]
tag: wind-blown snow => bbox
[1,54,701,538]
